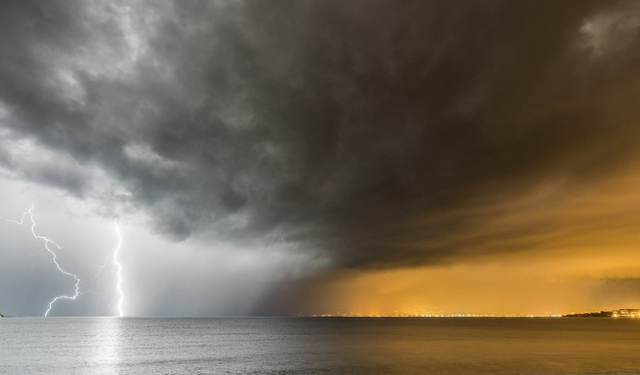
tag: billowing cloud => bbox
[1,0,640,315]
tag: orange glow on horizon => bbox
[298,162,640,317]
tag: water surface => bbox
[1,317,639,374]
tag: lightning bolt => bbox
[2,205,127,317]
[78,218,126,317]
[113,219,125,317]
[0,204,81,316]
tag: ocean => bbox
[1,317,639,374]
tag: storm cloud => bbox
[2,0,640,275]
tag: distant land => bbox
[0,309,637,319]
[563,309,640,318]
[305,308,640,318]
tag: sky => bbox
[1,0,640,317]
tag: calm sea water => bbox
[1,317,639,375]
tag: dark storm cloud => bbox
[2,0,640,268]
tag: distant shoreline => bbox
[1,310,638,319]
[563,309,639,318]
[302,308,640,318]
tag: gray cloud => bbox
[1,0,640,273]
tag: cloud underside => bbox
[1,0,640,270]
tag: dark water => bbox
[1,317,639,375]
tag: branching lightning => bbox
[0,204,81,316]
[1,204,126,317]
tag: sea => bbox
[1,317,639,375]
